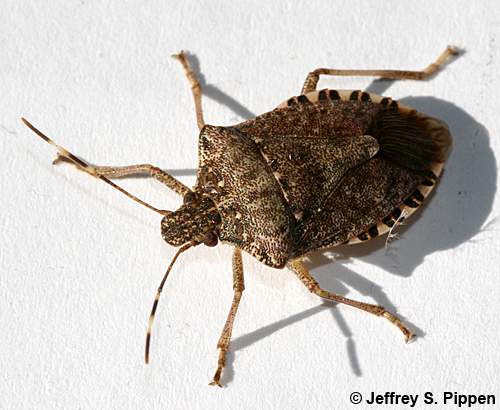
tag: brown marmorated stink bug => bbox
[23,46,459,386]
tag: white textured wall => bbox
[1,1,499,409]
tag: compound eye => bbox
[183,191,198,205]
[203,231,218,247]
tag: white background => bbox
[1,1,499,409]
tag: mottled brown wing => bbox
[196,125,295,268]
[258,135,380,216]
[293,157,423,255]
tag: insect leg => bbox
[171,51,205,130]
[288,260,414,342]
[23,118,169,214]
[301,46,460,94]
[53,155,190,196]
[209,247,245,387]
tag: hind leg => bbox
[288,260,413,342]
[301,46,459,94]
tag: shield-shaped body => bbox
[195,89,451,268]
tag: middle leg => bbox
[209,247,245,387]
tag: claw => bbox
[209,379,223,388]
[446,45,461,56]
[171,50,187,61]
[405,331,416,344]
[382,311,414,343]
[52,152,70,166]
[209,348,226,387]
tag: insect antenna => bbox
[21,117,168,215]
[145,241,196,364]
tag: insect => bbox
[23,46,458,386]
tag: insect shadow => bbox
[203,81,494,382]
[305,93,494,377]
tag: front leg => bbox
[172,51,205,131]
[209,247,245,387]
